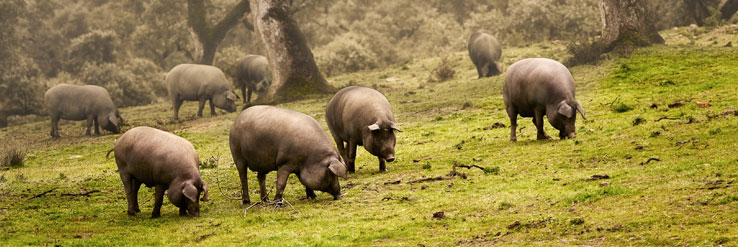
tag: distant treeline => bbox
[0,0,734,126]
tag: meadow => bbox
[1,25,738,246]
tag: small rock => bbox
[635,145,644,150]
[385,77,399,82]
[695,101,711,108]
[432,211,445,219]
[599,181,611,187]
[649,103,659,109]
[722,109,737,116]
[725,41,733,47]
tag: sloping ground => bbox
[1,26,737,246]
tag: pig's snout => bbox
[333,193,343,200]
[385,154,395,162]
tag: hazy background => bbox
[1,0,735,125]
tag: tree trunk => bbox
[187,0,250,65]
[721,0,738,20]
[683,0,710,26]
[599,0,664,51]
[250,0,332,104]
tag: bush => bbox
[565,39,606,66]
[430,56,456,82]
[78,60,164,107]
[1,148,26,169]
[66,30,119,74]
[316,34,379,77]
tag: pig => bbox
[468,31,503,78]
[112,126,209,218]
[325,86,401,173]
[165,64,240,120]
[235,55,271,104]
[229,106,347,205]
[502,58,586,142]
[44,84,122,138]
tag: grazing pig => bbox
[325,86,401,173]
[468,31,503,78]
[44,84,122,138]
[112,126,209,218]
[235,55,271,104]
[502,58,586,142]
[166,64,240,120]
[229,106,347,205]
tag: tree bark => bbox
[721,0,738,20]
[250,0,331,104]
[187,0,250,65]
[599,0,664,51]
[683,0,710,26]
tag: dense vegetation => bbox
[2,0,738,126]
[1,24,737,245]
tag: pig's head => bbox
[98,111,121,134]
[362,120,401,162]
[213,90,239,112]
[168,180,209,217]
[299,157,347,200]
[255,66,272,93]
[548,100,586,139]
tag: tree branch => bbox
[212,0,251,41]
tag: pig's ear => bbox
[200,181,210,202]
[368,123,380,132]
[225,91,239,101]
[182,182,198,202]
[328,160,348,179]
[108,114,119,126]
[558,102,574,118]
[575,101,587,120]
[390,122,403,132]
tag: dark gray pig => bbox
[44,84,122,138]
[468,31,503,78]
[112,126,209,218]
[325,86,400,173]
[229,106,347,205]
[166,64,240,119]
[235,55,271,104]
[502,58,586,142]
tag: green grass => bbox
[1,26,738,246]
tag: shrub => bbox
[316,34,379,77]
[66,30,119,74]
[1,148,26,169]
[78,61,163,107]
[565,39,606,66]
[430,56,456,82]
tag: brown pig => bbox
[111,126,209,218]
[229,106,347,206]
[326,86,401,173]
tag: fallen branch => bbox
[213,169,242,201]
[454,163,486,172]
[601,96,620,106]
[60,190,100,197]
[408,176,452,184]
[640,157,661,166]
[384,179,402,185]
[28,188,57,200]
[656,116,680,122]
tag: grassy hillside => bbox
[1,25,738,246]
